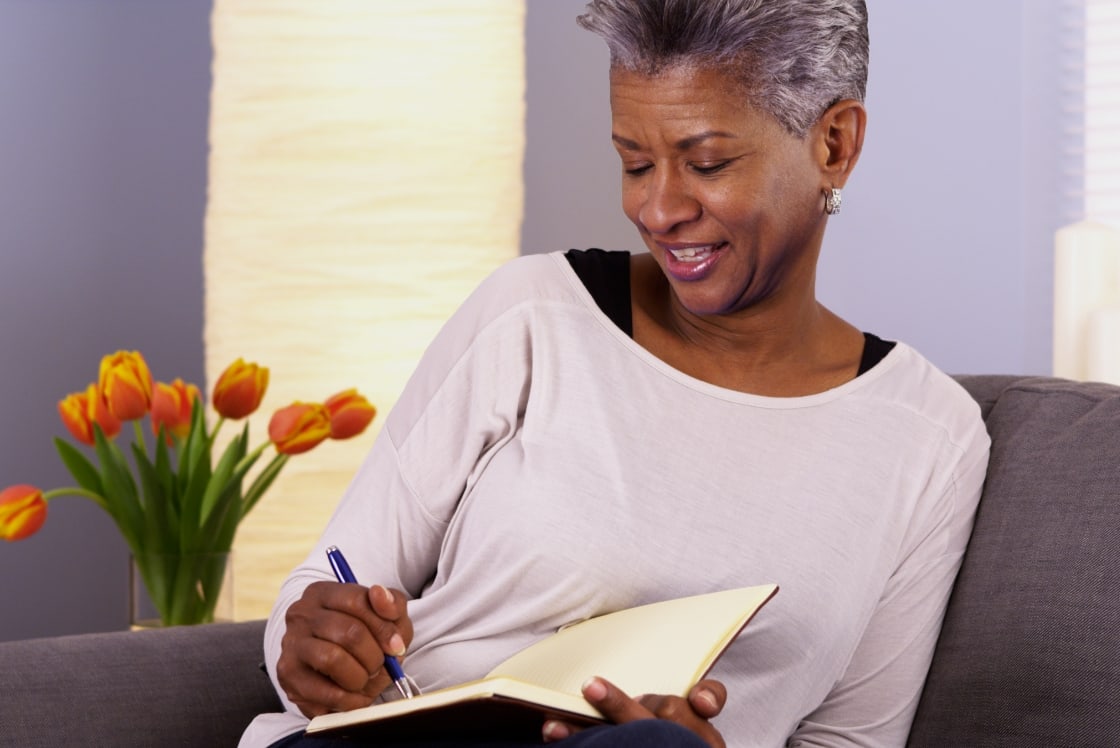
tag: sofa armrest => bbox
[0,620,282,747]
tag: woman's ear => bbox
[815,99,866,188]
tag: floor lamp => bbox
[204,0,524,619]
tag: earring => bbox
[824,187,842,215]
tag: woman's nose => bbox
[637,170,702,235]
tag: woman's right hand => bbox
[275,581,414,718]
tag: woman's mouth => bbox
[663,242,727,280]
[668,245,717,262]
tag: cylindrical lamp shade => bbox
[1053,222,1120,381]
[205,0,525,619]
[1086,306,1120,384]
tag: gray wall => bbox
[0,1,211,641]
[524,0,1070,376]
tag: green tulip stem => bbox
[234,441,272,476]
[133,420,148,459]
[42,486,110,513]
[209,416,227,444]
[242,452,289,517]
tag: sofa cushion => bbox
[0,619,280,747]
[909,376,1120,747]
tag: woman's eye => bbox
[692,161,731,175]
[623,164,652,176]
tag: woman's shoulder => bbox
[462,251,614,320]
[487,250,574,280]
[421,252,606,353]
[855,343,989,449]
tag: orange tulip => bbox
[323,389,376,440]
[98,350,153,421]
[151,379,201,441]
[0,485,47,541]
[58,383,122,445]
[212,359,269,420]
[268,402,331,455]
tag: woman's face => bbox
[610,65,828,319]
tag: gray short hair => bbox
[577,0,868,136]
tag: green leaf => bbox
[198,425,248,528]
[178,439,214,550]
[92,425,144,553]
[54,438,104,497]
[178,397,210,493]
[152,428,178,523]
[132,440,177,554]
[194,447,277,569]
[198,435,278,554]
[242,453,289,519]
[203,478,249,553]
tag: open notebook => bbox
[307,583,778,740]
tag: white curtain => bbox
[1084,0,1120,229]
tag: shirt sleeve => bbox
[259,259,538,718]
[788,417,990,747]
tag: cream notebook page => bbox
[490,584,779,698]
[307,584,778,734]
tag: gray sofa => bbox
[2,374,1118,747]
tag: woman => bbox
[242,1,989,746]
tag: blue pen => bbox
[325,545,415,699]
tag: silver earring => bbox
[824,187,842,215]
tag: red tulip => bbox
[212,359,269,420]
[98,350,153,421]
[0,485,47,541]
[268,402,331,455]
[58,383,122,445]
[323,389,376,440]
[151,378,201,441]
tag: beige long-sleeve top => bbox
[241,252,989,748]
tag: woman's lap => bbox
[268,720,708,748]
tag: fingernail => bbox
[388,633,406,656]
[696,688,718,711]
[542,720,570,741]
[581,677,606,701]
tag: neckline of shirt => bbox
[546,251,907,409]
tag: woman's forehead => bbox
[608,67,776,142]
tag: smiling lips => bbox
[668,245,716,262]
[662,242,726,281]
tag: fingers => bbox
[582,676,655,723]
[542,676,653,742]
[276,581,413,718]
[688,678,727,719]
[368,585,413,657]
[275,649,377,718]
[542,677,726,748]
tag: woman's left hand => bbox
[542,676,727,747]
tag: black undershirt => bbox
[564,248,896,376]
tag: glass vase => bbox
[129,550,233,629]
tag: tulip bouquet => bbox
[0,351,375,626]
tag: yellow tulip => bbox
[268,402,331,455]
[98,350,153,421]
[212,358,269,420]
[0,485,47,541]
[58,383,122,445]
[324,389,377,440]
[151,379,201,441]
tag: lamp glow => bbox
[204,0,525,618]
